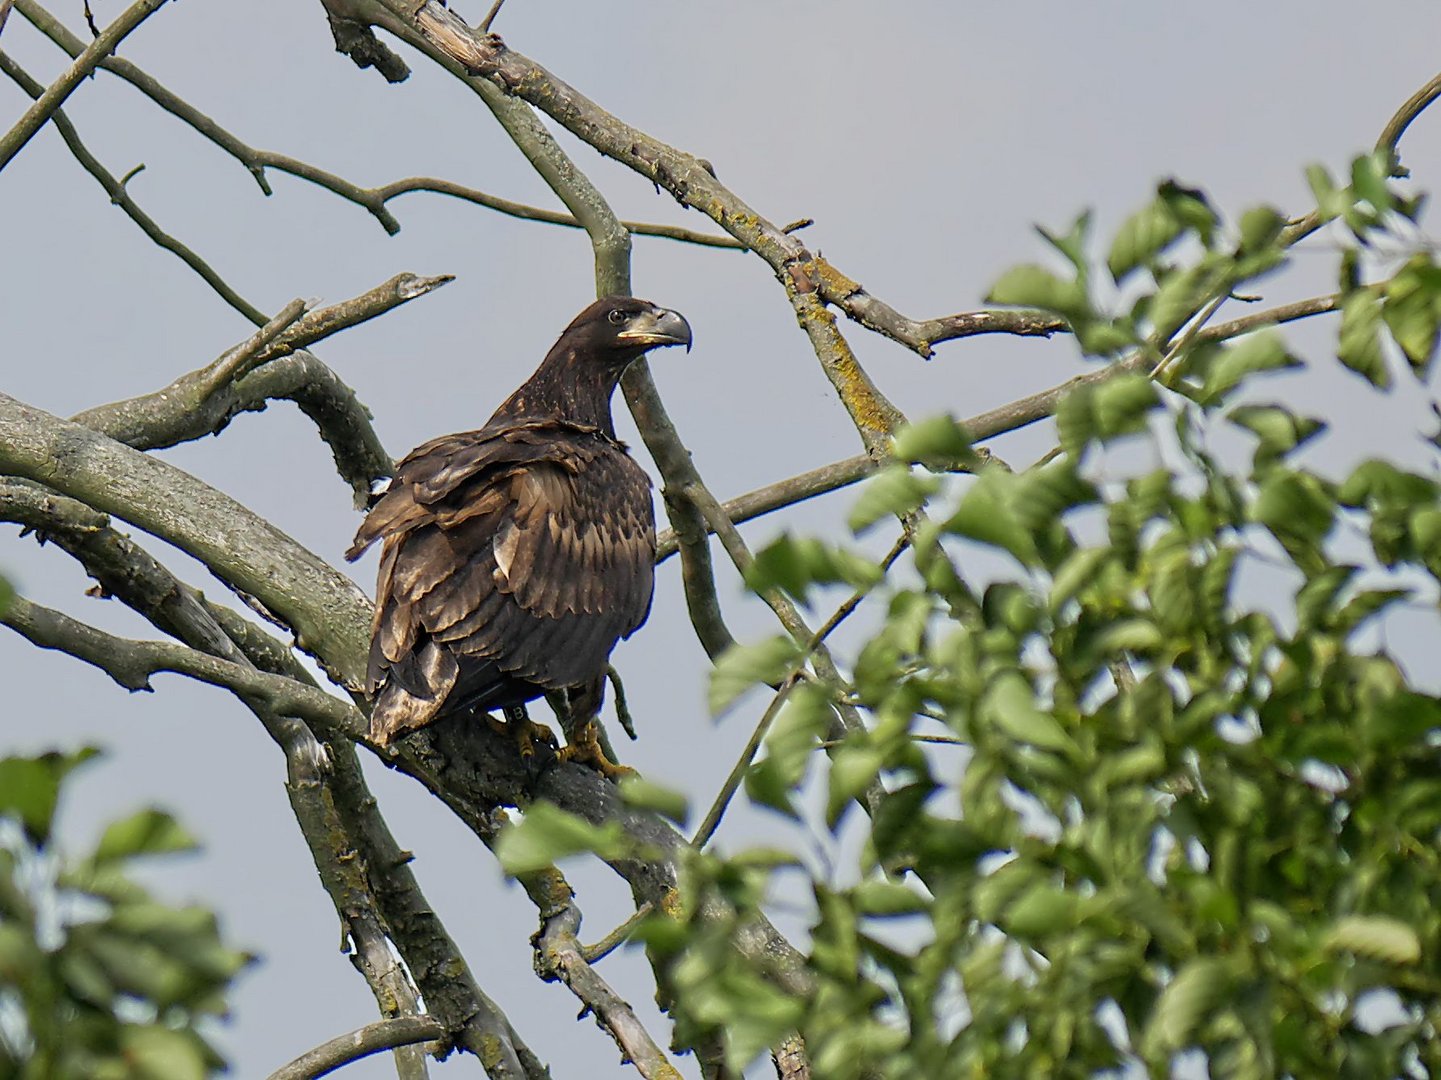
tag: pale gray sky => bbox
[2,2,1439,1077]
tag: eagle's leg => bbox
[557,716,634,780]
[490,703,558,760]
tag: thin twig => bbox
[581,902,653,964]
[1375,69,1441,167]
[690,532,910,849]
[0,0,169,172]
[265,1016,447,1080]
[202,298,310,394]
[477,0,506,33]
[0,0,14,37]
[18,3,746,247]
[0,50,266,324]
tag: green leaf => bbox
[1351,150,1394,212]
[1149,259,1228,344]
[93,808,197,865]
[1381,254,1441,373]
[1227,404,1325,465]
[982,672,1074,754]
[708,637,802,716]
[890,414,974,468]
[851,879,929,917]
[619,777,689,826]
[748,682,833,815]
[986,264,1089,320]
[1143,957,1234,1055]
[848,466,939,534]
[494,803,628,875]
[944,470,1040,566]
[1198,330,1300,405]
[1323,915,1421,965]
[1237,205,1286,253]
[0,747,100,847]
[119,1024,207,1080]
[1252,471,1335,543]
[1305,163,1347,221]
[1157,179,1217,245]
[827,743,886,827]
[1092,374,1160,439]
[1337,291,1389,388]
[1049,547,1111,611]
[1037,211,1093,273]
[1004,882,1079,938]
[745,535,884,602]
[1108,198,1184,283]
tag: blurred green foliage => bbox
[0,749,250,1080]
[506,152,1441,1078]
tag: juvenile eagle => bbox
[346,296,692,775]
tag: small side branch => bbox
[0,0,168,172]
[266,1015,446,1080]
[15,4,741,247]
[529,876,682,1079]
[72,272,449,500]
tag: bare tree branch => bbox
[69,272,451,502]
[0,479,439,1078]
[265,1015,447,1080]
[0,0,168,172]
[771,1035,811,1080]
[0,391,373,686]
[343,3,1058,362]
[0,50,266,324]
[522,872,682,1080]
[14,1,740,248]
[0,595,365,733]
[0,487,541,1077]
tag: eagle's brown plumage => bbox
[346,296,691,764]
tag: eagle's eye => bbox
[607,309,629,326]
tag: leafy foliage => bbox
[0,751,250,1080]
[618,156,1441,1077]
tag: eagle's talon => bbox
[558,719,634,781]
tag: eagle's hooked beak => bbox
[617,307,692,352]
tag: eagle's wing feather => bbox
[349,421,654,745]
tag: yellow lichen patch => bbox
[812,256,862,299]
[801,303,900,441]
[658,886,685,919]
[478,1033,505,1069]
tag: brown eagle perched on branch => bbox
[346,296,692,776]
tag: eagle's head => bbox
[563,296,692,367]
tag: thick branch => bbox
[0,0,168,172]
[0,477,442,1077]
[0,391,372,686]
[266,1016,446,1080]
[0,595,365,734]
